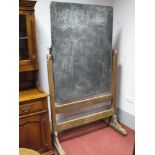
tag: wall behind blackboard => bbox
[50,1,113,103]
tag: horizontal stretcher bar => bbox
[55,93,112,113]
[56,108,113,131]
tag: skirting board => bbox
[116,108,135,130]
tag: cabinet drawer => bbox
[19,99,48,116]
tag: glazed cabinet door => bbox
[19,112,52,154]
[19,10,37,72]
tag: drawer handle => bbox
[22,107,30,113]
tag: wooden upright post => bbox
[108,50,128,136]
[111,50,117,113]
[47,53,65,155]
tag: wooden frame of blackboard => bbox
[47,50,127,155]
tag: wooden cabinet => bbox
[19,89,54,155]
[19,1,54,154]
[20,112,51,153]
[19,0,38,72]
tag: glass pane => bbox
[19,39,29,60]
[19,15,27,37]
[19,15,29,60]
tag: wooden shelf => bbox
[19,60,38,72]
[19,37,28,40]
[19,64,38,72]
[19,88,48,102]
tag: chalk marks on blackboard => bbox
[50,2,113,103]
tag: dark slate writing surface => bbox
[50,2,113,103]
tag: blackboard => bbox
[50,2,113,103]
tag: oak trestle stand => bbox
[47,50,127,155]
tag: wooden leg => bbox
[109,114,127,136]
[53,131,65,155]
[104,115,127,135]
